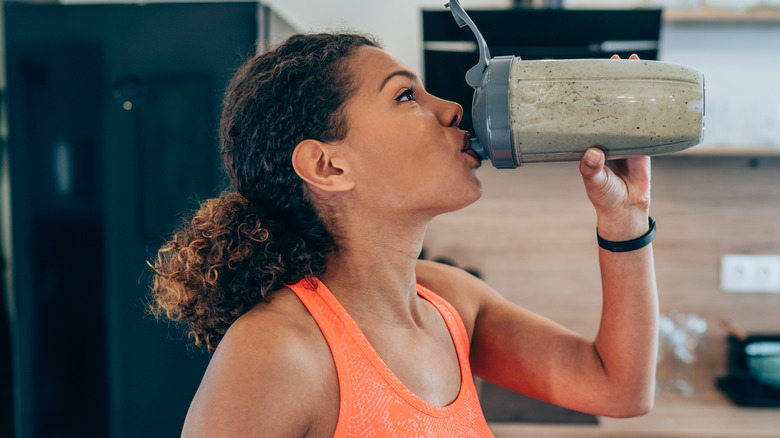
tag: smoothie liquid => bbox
[509,59,704,164]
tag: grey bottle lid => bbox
[470,56,514,168]
[446,0,517,168]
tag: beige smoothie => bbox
[508,59,704,164]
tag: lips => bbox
[461,133,471,152]
[465,148,482,165]
[460,133,482,166]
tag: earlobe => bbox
[291,139,355,192]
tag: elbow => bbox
[604,394,654,418]
[611,402,653,419]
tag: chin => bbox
[464,185,483,208]
[465,172,483,203]
[442,184,483,215]
[423,170,483,216]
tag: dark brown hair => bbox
[149,33,379,352]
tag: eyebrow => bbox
[378,70,418,93]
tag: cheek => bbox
[390,121,447,164]
[352,120,431,164]
[343,108,451,187]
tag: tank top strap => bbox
[287,277,494,437]
[288,277,470,415]
[285,278,354,434]
[414,283,475,376]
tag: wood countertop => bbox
[488,386,780,437]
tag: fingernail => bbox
[585,149,600,168]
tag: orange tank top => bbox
[287,277,494,438]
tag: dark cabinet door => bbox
[4,4,257,437]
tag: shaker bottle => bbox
[446,0,705,168]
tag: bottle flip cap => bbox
[446,0,516,168]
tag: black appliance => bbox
[717,334,780,407]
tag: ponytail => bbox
[149,33,378,351]
[149,191,330,352]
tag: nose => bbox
[433,96,463,128]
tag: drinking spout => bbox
[469,138,487,160]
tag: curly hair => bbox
[149,33,379,352]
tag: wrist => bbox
[597,217,656,253]
[596,210,650,241]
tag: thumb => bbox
[579,148,607,186]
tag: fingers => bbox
[624,155,652,189]
[579,148,607,185]
[580,148,623,214]
[625,154,650,175]
[610,54,641,60]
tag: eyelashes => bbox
[395,87,416,102]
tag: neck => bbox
[319,213,429,327]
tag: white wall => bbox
[659,21,780,148]
[263,0,511,76]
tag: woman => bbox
[150,33,657,437]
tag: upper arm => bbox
[416,260,606,412]
[181,306,336,438]
[468,286,606,410]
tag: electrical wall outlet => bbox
[721,254,780,293]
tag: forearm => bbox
[593,215,658,416]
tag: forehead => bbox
[348,46,417,92]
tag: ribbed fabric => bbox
[287,277,494,437]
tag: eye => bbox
[395,88,416,102]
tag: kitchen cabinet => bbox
[3,3,257,437]
[678,146,780,156]
[664,7,780,22]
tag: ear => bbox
[291,139,355,192]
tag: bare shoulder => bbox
[415,259,495,340]
[181,288,338,438]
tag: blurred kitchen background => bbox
[1,0,779,437]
